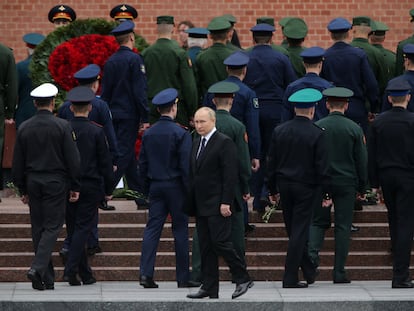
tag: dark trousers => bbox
[380,170,414,284]
[279,182,319,285]
[309,184,356,280]
[197,214,250,295]
[112,119,142,193]
[62,211,99,250]
[140,180,190,282]
[27,175,67,284]
[64,186,101,279]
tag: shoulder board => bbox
[313,123,325,131]
[91,121,103,128]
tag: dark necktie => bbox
[197,137,206,159]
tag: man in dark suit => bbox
[368,77,414,288]
[186,106,253,299]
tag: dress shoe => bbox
[139,275,158,288]
[64,274,81,286]
[27,268,45,290]
[98,200,115,211]
[87,246,102,256]
[82,276,97,285]
[333,277,351,284]
[177,280,201,288]
[244,224,256,236]
[304,268,319,285]
[136,198,149,210]
[392,281,414,288]
[232,280,254,299]
[351,224,360,233]
[187,289,218,299]
[45,283,55,290]
[283,282,308,288]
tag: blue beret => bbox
[66,86,95,104]
[185,27,209,38]
[74,64,101,85]
[385,77,411,96]
[288,88,322,108]
[224,51,250,68]
[111,20,135,36]
[327,18,352,32]
[403,43,414,57]
[110,4,138,20]
[152,88,178,106]
[300,46,325,63]
[208,81,240,96]
[22,33,45,47]
[250,23,275,33]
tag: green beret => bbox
[283,17,308,39]
[256,17,275,26]
[208,81,240,97]
[157,15,174,24]
[352,16,372,26]
[222,14,237,24]
[322,87,354,100]
[278,17,293,28]
[207,17,231,32]
[370,21,389,35]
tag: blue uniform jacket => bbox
[58,97,120,166]
[138,116,192,194]
[203,76,261,159]
[101,46,148,122]
[321,41,379,118]
[282,72,333,122]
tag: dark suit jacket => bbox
[186,131,238,217]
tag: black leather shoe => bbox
[304,268,319,285]
[232,280,254,299]
[244,224,256,236]
[45,283,54,290]
[64,274,81,286]
[350,224,360,233]
[283,282,308,288]
[83,276,97,285]
[99,200,115,211]
[178,280,201,288]
[187,289,218,299]
[392,281,413,288]
[139,275,158,288]
[87,246,102,256]
[27,268,45,290]
[333,277,351,284]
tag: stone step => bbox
[0,222,391,238]
[0,251,397,268]
[0,208,388,224]
[0,237,392,253]
[0,266,396,282]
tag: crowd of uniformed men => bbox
[3,2,414,296]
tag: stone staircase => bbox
[0,197,395,282]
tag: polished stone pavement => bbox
[1,280,414,311]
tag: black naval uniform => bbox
[368,106,414,286]
[64,117,113,282]
[267,116,330,287]
[12,110,81,286]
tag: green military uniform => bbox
[370,21,395,84]
[395,9,414,76]
[195,18,234,97]
[0,43,17,170]
[141,16,198,127]
[351,17,388,96]
[283,17,307,77]
[191,82,251,282]
[308,87,368,282]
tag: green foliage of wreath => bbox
[30,18,149,107]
